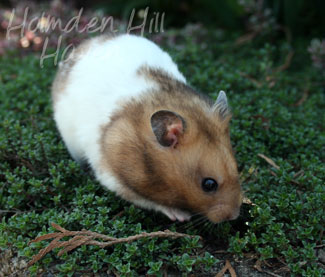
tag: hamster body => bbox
[52,34,242,223]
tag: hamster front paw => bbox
[161,207,191,222]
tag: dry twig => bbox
[274,265,291,274]
[258,154,280,170]
[254,260,284,277]
[294,87,310,106]
[28,222,199,267]
[216,260,237,277]
[269,170,277,177]
[0,209,21,214]
[274,50,294,73]
[242,196,256,206]
[239,72,263,88]
[235,31,259,46]
[254,259,263,272]
[263,270,283,277]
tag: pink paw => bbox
[162,207,191,222]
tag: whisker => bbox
[189,218,205,229]
[198,218,213,234]
[177,215,206,233]
[208,222,216,236]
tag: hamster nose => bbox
[207,205,241,223]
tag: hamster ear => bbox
[212,90,229,119]
[150,110,185,148]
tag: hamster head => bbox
[102,90,242,224]
[148,91,242,223]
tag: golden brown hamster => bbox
[52,34,242,223]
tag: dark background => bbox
[1,0,325,37]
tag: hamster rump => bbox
[52,34,242,223]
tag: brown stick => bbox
[28,222,199,267]
[294,88,310,106]
[235,31,259,46]
[258,154,280,170]
[216,260,237,277]
[274,51,294,73]
[239,72,262,88]
[263,270,282,277]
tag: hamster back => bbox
[52,34,242,223]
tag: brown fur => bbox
[100,66,242,223]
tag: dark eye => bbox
[201,178,219,192]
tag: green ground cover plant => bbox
[0,29,324,276]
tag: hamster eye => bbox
[201,178,218,192]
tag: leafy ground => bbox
[0,28,324,276]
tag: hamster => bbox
[52,34,242,223]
